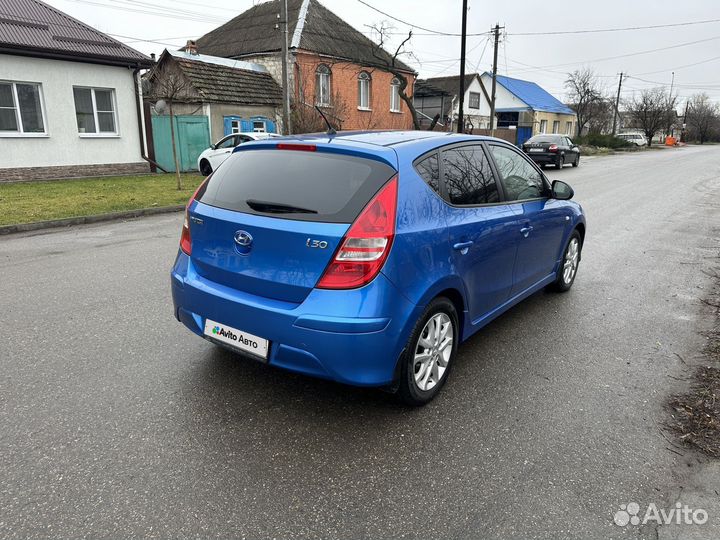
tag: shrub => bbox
[576,133,633,149]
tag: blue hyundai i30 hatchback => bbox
[171,131,586,405]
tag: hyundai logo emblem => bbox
[234,230,253,247]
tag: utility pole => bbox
[457,0,468,134]
[611,72,624,135]
[489,24,501,136]
[280,0,292,134]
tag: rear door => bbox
[488,143,571,295]
[188,147,397,303]
[440,143,520,323]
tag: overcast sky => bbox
[41,0,720,105]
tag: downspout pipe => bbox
[133,67,168,173]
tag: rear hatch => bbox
[188,144,397,303]
[523,136,559,154]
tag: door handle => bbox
[453,241,474,253]
[223,150,231,153]
[520,226,534,237]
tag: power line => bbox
[508,17,720,36]
[355,0,490,37]
[503,35,720,75]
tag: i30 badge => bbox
[234,230,253,254]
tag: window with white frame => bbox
[539,119,548,133]
[552,120,560,134]
[357,71,371,109]
[566,121,573,135]
[252,120,266,132]
[72,87,117,135]
[0,81,46,135]
[468,91,480,109]
[390,77,401,112]
[315,64,331,106]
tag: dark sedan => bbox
[522,135,580,169]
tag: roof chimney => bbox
[185,40,198,55]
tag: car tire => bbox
[199,159,212,176]
[550,230,582,292]
[556,155,564,169]
[572,154,580,167]
[397,297,459,406]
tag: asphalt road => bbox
[2,145,719,539]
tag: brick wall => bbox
[294,52,416,131]
[0,162,150,183]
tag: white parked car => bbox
[617,132,648,147]
[197,132,281,175]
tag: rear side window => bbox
[199,149,397,223]
[441,145,499,205]
[415,153,440,194]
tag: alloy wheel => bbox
[413,313,453,391]
[563,238,579,284]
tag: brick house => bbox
[192,0,417,132]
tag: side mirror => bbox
[551,180,574,200]
[210,144,216,150]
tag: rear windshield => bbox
[527,135,563,144]
[199,149,397,223]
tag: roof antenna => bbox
[315,105,336,135]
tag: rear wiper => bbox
[246,199,318,214]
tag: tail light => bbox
[548,144,558,152]
[317,176,398,289]
[179,178,210,256]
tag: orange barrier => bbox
[665,136,676,146]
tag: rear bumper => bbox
[171,252,420,387]
[525,152,560,164]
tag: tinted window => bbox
[527,135,563,144]
[415,153,440,194]
[199,149,396,223]
[442,145,499,205]
[216,136,236,149]
[490,145,546,201]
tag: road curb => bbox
[0,205,185,236]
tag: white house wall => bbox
[0,54,145,174]
[478,73,530,115]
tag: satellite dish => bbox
[155,99,167,114]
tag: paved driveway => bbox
[1,145,719,538]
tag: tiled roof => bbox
[423,73,479,98]
[159,51,282,106]
[0,0,151,66]
[490,73,576,115]
[415,79,453,97]
[194,0,414,73]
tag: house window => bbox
[73,87,117,135]
[252,120,266,132]
[552,120,560,134]
[357,71,371,109]
[539,119,548,133]
[566,121,573,135]
[231,119,241,133]
[0,81,46,135]
[390,77,401,113]
[315,64,331,106]
[469,91,480,109]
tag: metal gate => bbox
[151,115,211,172]
[516,126,533,147]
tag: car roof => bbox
[234,130,515,168]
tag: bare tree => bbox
[686,93,720,144]
[565,68,604,137]
[146,59,195,189]
[368,23,421,130]
[625,88,675,147]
